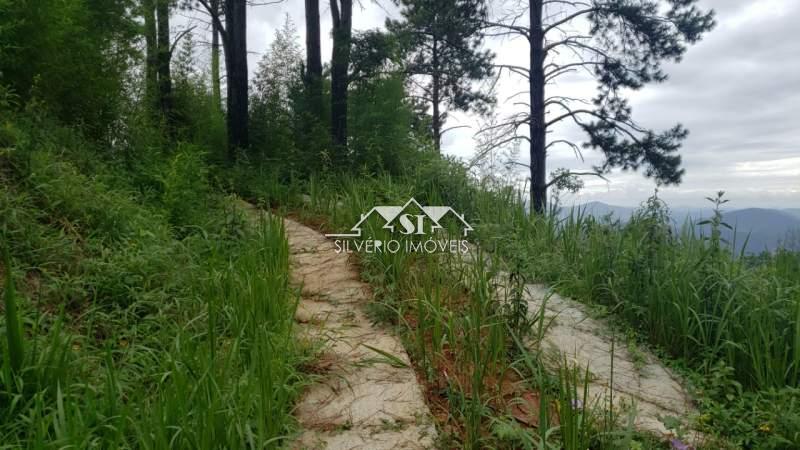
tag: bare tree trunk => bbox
[530,0,547,214]
[330,0,352,153]
[225,0,249,157]
[210,0,222,112]
[143,0,158,111]
[431,36,441,153]
[305,0,323,119]
[156,0,173,128]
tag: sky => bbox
[180,0,799,208]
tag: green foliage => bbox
[693,362,800,448]
[170,33,227,156]
[349,75,421,173]
[158,144,211,231]
[388,0,495,137]
[0,108,306,447]
[2,248,24,374]
[350,30,401,82]
[0,0,137,138]
[250,15,303,166]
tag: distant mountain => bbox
[560,202,800,253]
[785,208,800,220]
[721,208,800,253]
[560,202,712,223]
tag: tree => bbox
[253,15,302,107]
[349,30,400,83]
[193,0,249,159]
[210,0,222,111]
[0,0,137,138]
[330,0,353,152]
[156,0,174,128]
[224,0,249,154]
[250,15,302,160]
[304,0,323,120]
[388,0,494,153]
[480,0,715,214]
[143,0,159,109]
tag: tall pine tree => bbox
[481,0,715,213]
[388,0,494,153]
[330,0,353,153]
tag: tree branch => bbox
[441,125,470,135]
[482,20,530,40]
[546,170,607,188]
[543,8,598,35]
[196,0,227,43]
[170,26,197,56]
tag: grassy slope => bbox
[0,116,307,448]
[2,107,798,448]
[237,167,800,449]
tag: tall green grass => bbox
[1,117,306,448]
[255,163,800,447]
[3,248,24,374]
[289,175,654,449]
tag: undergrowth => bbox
[237,162,800,448]
[0,112,307,448]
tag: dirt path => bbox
[282,217,436,449]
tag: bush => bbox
[158,143,211,231]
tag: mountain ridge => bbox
[560,201,800,253]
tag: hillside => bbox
[2,0,799,449]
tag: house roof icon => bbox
[325,197,474,238]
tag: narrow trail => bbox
[239,199,697,446]
[282,217,437,449]
[459,246,699,440]
[521,282,698,438]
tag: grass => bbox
[3,101,799,448]
[237,163,799,448]
[241,172,660,449]
[0,117,308,448]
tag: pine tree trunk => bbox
[210,0,221,112]
[143,0,158,111]
[530,0,547,214]
[431,36,441,153]
[225,0,249,158]
[304,0,323,120]
[156,0,172,128]
[330,0,352,153]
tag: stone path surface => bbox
[275,211,436,449]
[458,246,698,440]
[520,282,698,438]
[238,199,697,446]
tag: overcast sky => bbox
[182,0,799,208]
